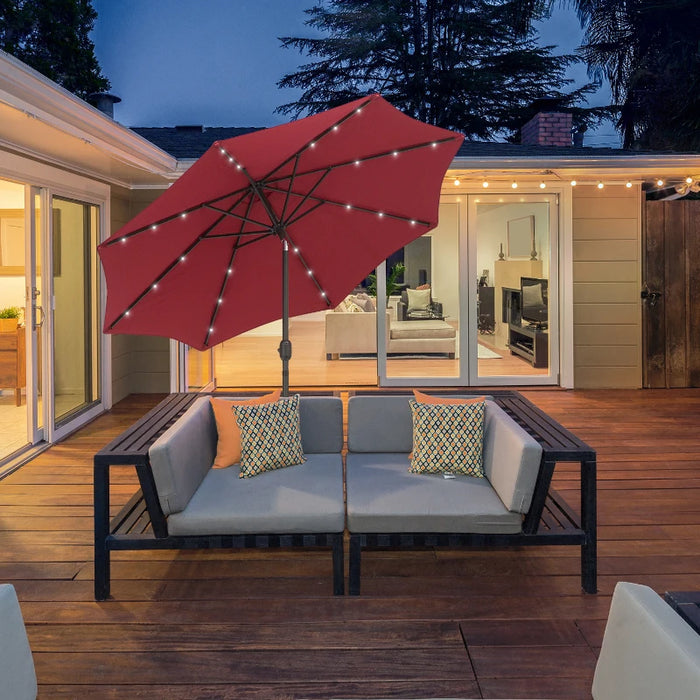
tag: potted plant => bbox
[0,306,21,333]
[366,262,406,301]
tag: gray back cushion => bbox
[482,402,542,514]
[149,397,216,516]
[149,395,344,516]
[347,396,414,452]
[298,396,344,453]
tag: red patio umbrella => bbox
[99,94,463,393]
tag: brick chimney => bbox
[521,111,573,147]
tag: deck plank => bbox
[1,388,700,698]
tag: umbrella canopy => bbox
[99,94,463,390]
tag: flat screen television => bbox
[520,277,548,328]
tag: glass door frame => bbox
[376,188,567,388]
[45,190,109,443]
[377,195,469,387]
[468,191,561,387]
[24,186,45,445]
[2,155,111,454]
[171,341,215,393]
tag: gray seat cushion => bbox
[390,320,456,340]
[167,453,344,536]
[346,453,523,534]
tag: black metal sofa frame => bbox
[346,390,597,595]
[94,392,344,600]
[94,390,596,599]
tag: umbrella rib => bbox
[203,194,257,347]
[261,95,375,184]
[264,135,461,188]
[102,186,254,247]
[275,168,331,228]
[107,195,256,330]
[279,154,300,223]
[203,203,271,231]
[263,183,431,228]
[282,230,332,310]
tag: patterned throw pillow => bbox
[409,399,485,477]
[232,394,306,478]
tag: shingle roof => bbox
[455,141,633,158]
[132,125,695,161]
[131,126,264,159]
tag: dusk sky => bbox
[91,0,619,147]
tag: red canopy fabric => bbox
[99,94,463,351]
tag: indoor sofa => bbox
[345,394,545,594]
[324,309,456,359]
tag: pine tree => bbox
[0,0,109,100]
[277,0,596,140]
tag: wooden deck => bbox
[1,388,700,698]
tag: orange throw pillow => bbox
[210,391,281,468]
[413,389,485,405]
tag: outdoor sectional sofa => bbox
[94,394,346,600]
[94,390,597,600]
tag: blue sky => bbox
[91,0,619,146]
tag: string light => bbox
[539,181,546,189]
[511,181,518,189]
[570,180,577,186]
[454,178,461,186]
[597,181,604,189]
[482,179,489,188]
[657,178,664,187]
[686,176,694,184]
[626,181,633,188]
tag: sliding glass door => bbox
[469,194,559,385]
[50,197,101,434]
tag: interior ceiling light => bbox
[511,181,518,189]
[482,179,489,188]
[597,181,604,189]
[657,178,665,187]
[454,178,460,186]
[570,179,577,186]
[539,181,546,189]
[626,181,633,188]
[686,176,694,184]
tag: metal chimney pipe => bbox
[88,93,122,119]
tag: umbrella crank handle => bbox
[278,339,292,360]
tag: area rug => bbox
[478,344,502,359]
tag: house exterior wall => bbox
[572,185,642,388]
[109,186,170,403]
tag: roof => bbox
[130,126,263,159]
[456,141,635,158]
[131,125,700,179]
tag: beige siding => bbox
[109,187,170,403]
[572,185,642,388]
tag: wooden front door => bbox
[643,200,700,387]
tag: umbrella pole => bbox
[278,239,292,396]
